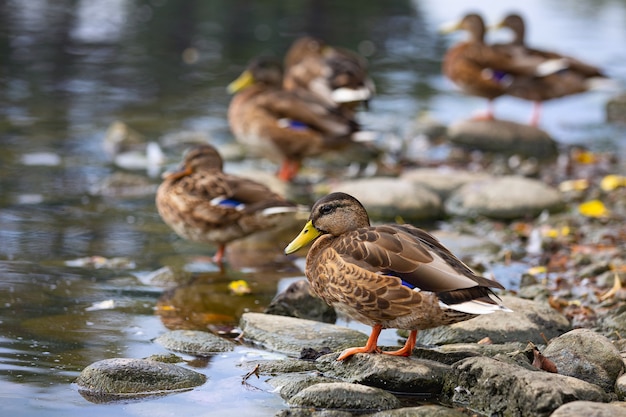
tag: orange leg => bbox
[212,244,226,269]
[529,101,542,126]
[337,324,383,361]
[471,99,495,121]
[277,159,301,182]
[383,330,417,357]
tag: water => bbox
[0,0,625,415]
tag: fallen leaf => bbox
[600,175,626,192]
[578,200,609,218]
[531,346,558,373]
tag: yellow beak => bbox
[284,220,321,254]
[227,70,255,94]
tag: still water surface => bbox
[1,0,625,415]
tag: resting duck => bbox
[227,57,361,182]
[283,36,375,115]
[156,144,304,268]
[492,13,609,125]
[441,13,563,121]
[285,192,510,361]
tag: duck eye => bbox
[319,205,333,215]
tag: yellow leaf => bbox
[600,175,626,192]
[527,266,547,276]
[558,179,589,192]
[228,280,251,296]
[578,200,609,218]
[573,150,597,164]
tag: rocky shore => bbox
[79,118,626,416]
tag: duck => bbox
[440,13,563,121]
[156,144,304,268]
[491,13,609,125]
[283,36,375,115]
[284,192,510,361]
[227,57,362,182]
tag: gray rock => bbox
[401,168,491,200]
[275,409,354,417]
[416,296,571,345]
[242,358,318,376]
[444,176,564,219]
[431,230,500,259]
[606,93,626,124]
[542,329,625,392]
[446,119,557,159]
[287,381,401,411]
[240,312,369,357]
[316,353,449,395]
[265,279,337,324]
[600,304,626,336]
[367,405,468,417]
[267,373,340,400]
[75,357,206,403]
[551,401,626,417]
[154,329,235,355]
[616,374,626,400]
[444,356,608,417]
[321,177,442,221]
[411,342,529,365]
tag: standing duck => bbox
[492,13,609,125]
[283,36,375,115]
[285,192,510,361]
[441,13,562,121]
[156,144,304,268]
[227,57,361,182]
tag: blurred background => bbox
[0,0,625,416]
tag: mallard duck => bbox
[285,192,510,361]
[227,57,361,182]
[283,36,375,114]
[441,13,562,121]
[156,144,304,268]
[492,13,608,125]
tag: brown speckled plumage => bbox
[156,144,302,266]
[285,192,510,360]
[227,57,360,182]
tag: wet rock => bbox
[443,356,608,417]
[446,119,558,159]
[445,176,565,219]
[239,313,369,357]
[368,405,468,416]
[551,400,626,417]
[416,296,571,345]
[75,357,206,403]
[542,328,624,392]
[275,409,353,417]
[431,230,500,259]
[267,373,340,400]
[242,358,318,376]
[606,93,626,124]
[411,342,529,365]
[316,352,449,395]
[154,329,235,355]
[265,279,337,324]
[401,167,491,200]
[320,177,442,221]
[287,381,401,411]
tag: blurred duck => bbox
[492,13,610,125]
[156,144,305,268]
[227,57,363,182]
[440,13,569,122]
[285,192,510,361]
[283,36,375,115]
